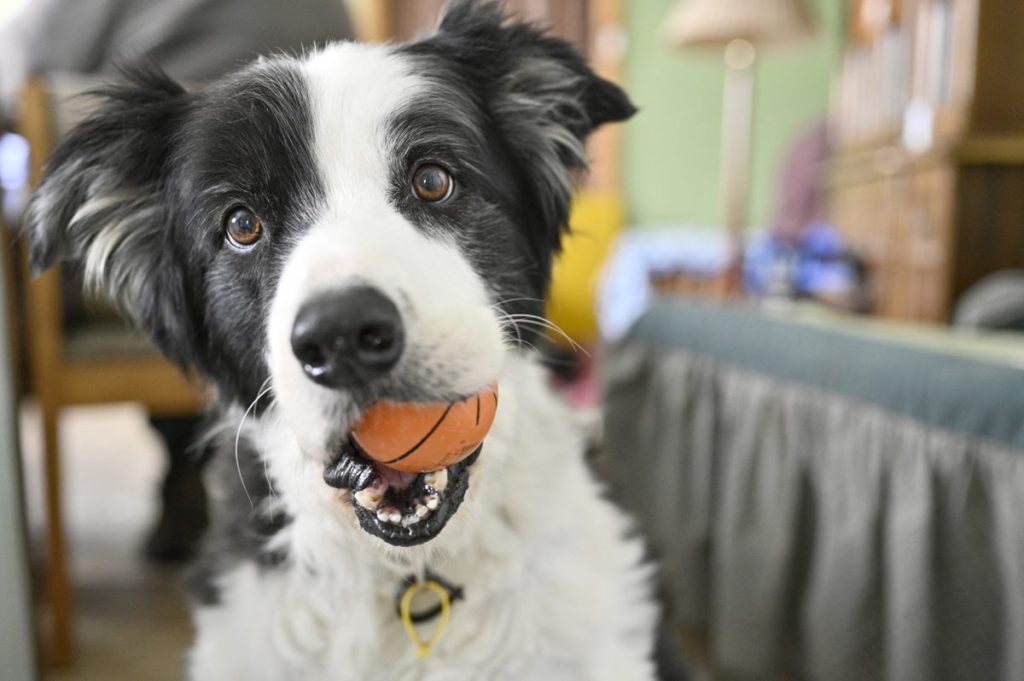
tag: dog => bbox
[25,2,663,678]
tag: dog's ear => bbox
[23,65,197,366]
[433,0,636,239]
[436,1,636,135]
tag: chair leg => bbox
[41,404,73,666]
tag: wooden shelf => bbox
[829,0,1024,323]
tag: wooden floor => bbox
[20,403,192,680]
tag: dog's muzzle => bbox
[292,284,482,546]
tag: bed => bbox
[602,298,1024,681]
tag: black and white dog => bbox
[26,2,661,678]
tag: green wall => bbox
[624,0,844,229]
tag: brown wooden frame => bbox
[16,77,205,667]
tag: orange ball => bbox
[352,385,499,473]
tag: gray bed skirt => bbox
[602,301,1024,681]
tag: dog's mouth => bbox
[323,438,480,547]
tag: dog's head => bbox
[24,1,634,547]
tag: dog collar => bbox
[395,571,463,658]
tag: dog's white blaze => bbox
[266,43,505,464]
[303,43,411,210]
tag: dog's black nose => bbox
[290,287,404,388]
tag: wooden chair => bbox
[15,76,205,667]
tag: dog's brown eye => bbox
[225,207,263,248]
[411,164,453,203]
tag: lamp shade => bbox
[665,0,817,50]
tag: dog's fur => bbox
[25,2,662,678]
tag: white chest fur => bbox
[187,358,658,681]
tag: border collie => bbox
[25,2,661,678]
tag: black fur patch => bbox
[24,61,322,406]
[170,61,324,405]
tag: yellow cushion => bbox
[545,193,624,348]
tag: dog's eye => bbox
[411,164,453,203]
[225,207,263,248]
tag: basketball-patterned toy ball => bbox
[352,385,499,473]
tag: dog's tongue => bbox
[373,462,418,490]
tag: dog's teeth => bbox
[377,506,401,524]
[354,488,383,511]
[415,503,431,518]
[355,478,387,511]
[424,469,448,493]
[401,513,421,527]
[425,494,440,511]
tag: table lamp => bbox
[664,0,817,272]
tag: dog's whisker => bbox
[495,315,528,349]
[263,457,277,505]
[495,316,552,355]
[490,298,590,356]
[488,296,545,311]
[496,320,541,354]
[497,314,590,356]
[507,336,541,355]
[517,318,588,355]
[234,377,274,509]
[496,320,548,356]
[184,419,233,460]
[264,399,283,504]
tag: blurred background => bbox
[2,1,1024,680]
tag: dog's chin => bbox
[323,438,480,547]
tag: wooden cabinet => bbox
[829,0,1024,323]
